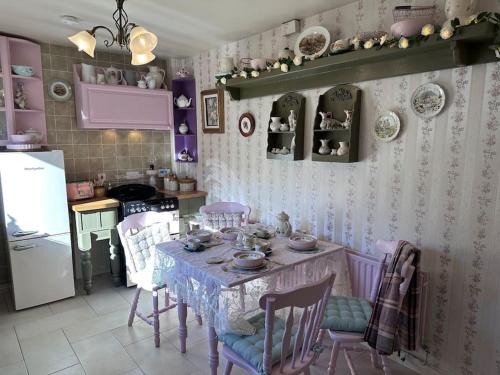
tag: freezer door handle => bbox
[13,244,37,251]
[12,230,38,238]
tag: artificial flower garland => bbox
[215,12,500,86]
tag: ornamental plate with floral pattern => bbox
[374,111,401,142]
[411,83,445,118]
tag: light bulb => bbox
[131,51,155,65]
[68,31,96,58]
[129,26,157,53]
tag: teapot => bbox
[104,67,123,85]
[174,94,192,108]
[275,211,292,238]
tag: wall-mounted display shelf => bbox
[73,64,173,130]
[0,36,46,145]
[172,78,197,163]
[312,85,361,163]
[267,92,305,161]
[224,22,498,100]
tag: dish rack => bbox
[393,5,436,22]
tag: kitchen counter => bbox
[68,197,120,212]
[157,189,208,200]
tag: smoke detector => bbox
[60,15,80,26]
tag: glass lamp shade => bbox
[129,26,157,53]
[68,31,96,57]
[131,51,156,65]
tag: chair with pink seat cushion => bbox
[199,202,251,230]
[117,211,202,348]
[220,272,336,375]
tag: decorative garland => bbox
[215,12,500,86]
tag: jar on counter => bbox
[164,173,179,191]
[178,177,196,192]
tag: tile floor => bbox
[0,275,420,375]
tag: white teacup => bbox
[186,238,201,251]
[137,80,147,89]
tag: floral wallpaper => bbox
[181,0,500,374]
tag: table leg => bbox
[109,229,121,287]
[80,250,93,295]
[177,300,188,353]
[208,324,219,375]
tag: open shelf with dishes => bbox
[312,85,361,163]
[223,22,498,100]
[172,77,198,163]
[266,92,305,161]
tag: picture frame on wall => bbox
[201,88,225,133]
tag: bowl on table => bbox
[11,65,35,77]
[254,239,271,254]
[233,251,266,269]
[288,233,318,250]
[220,227,242,241]
[187,229,212,243]
[9,133,37,144]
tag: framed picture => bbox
[238,112,255,137]
[201,88,225,133]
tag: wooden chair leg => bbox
[128,287,141,327]
[312,329,326,364]
[380,354,392,375]
[164,288,170,308]
[303,368,311,375]
[223,361,233,375]
[370,347,381,369]
[327,342,340,375]
[152,290,160,347]
[196,314,203,325]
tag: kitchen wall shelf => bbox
[267,92,305,161]
[224,22,498,100]
[73,64,173,130]
[172,78,198,163]
[312,84,361,163]
[0,36,46,145]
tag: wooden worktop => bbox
[68,197,120,212]
[156,189,208,200]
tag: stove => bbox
[107,184,178,219]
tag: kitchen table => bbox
[153,236,351,375]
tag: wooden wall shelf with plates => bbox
[223,22,498,100]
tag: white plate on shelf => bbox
[6,144,42,151]
[411,83,445,119]
[294,26,330,60]
[374,111,401,142]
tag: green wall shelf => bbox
[224,22,498,100]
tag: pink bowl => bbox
[233,251,265,268]
[288,234,318,250]
[390,18,433,37]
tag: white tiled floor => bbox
[0,275,420,375]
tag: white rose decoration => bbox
[399,37,410,49]
[232,73,238,78]
[440,26,454,40]
[293,55,303,66]
[464,14,478,25]
[280,63,289,72]
[220,77,227,85]
[251,70,260,78]
[379,34,388,46]
[350,37,361,50]
[421,24,435,36]
[364,39,375,49]
[240,71,248,78]
[273,61,281,69]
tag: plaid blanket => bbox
[363,241,420,355]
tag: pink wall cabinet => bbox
[73,64,173,130]
[0,36,46,145]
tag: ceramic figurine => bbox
[337,141,349,156]
[280,147,290,154]
[146,66,166,89]
[288,110,297,132]
[14,82,27,109]
[179,122,189,134]
[275,211,292,238]
[278,47,295,60]
[137,79,147,89]
[330,148,338,156]
[174,94,192,108]
[290,136,296,153]
[342,110,353,129]
[270,117,281,132]
[178,148,192,161]
[176,67,192,78]
[319,112,333,130]
[318,139,331,155]
[280,122,290,132]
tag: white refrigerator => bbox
[0,151,75,310]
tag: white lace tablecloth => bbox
[153,237,351,334]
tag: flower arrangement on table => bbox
[215,11,500,86]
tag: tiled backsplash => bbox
[41,43,173,183]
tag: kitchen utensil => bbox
[232,251,265,268]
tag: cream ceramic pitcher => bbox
[146,66,166,89]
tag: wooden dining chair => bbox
[321,240,416,375]
[200,201,251,229]
[219,272,336,375]
[117,211,202,348]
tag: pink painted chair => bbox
[321,240,416,375]
[219,272,336,375]
[117,211,201,348]
[199,202,251,229]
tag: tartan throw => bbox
[363,241,420,355]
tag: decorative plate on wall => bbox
[374,111,401,142]
[239,112,255,137]
[411,83,445,118]
[48,79,73,102]
[294,26,330,60]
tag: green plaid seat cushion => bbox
[320,296,372,333]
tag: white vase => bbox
[280,123,289,132]
[337,141,349,156]
[288,110,297,132]
[81,63,96,83]
[270,117,281,132]
[445,0,478,23]
[318,139,331,155]
[179,122,189,134]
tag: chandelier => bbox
[68,0,158,65]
